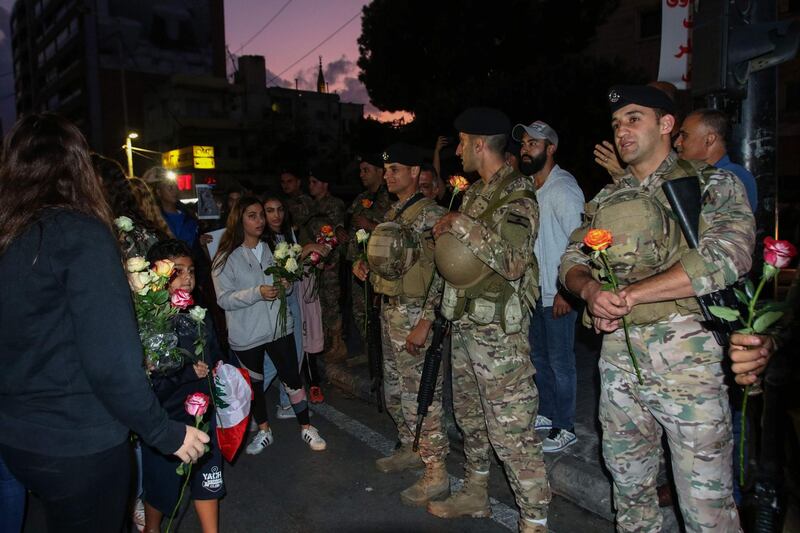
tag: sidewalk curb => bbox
[324,361,617,521]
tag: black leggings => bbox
[233,334,309,426]
[302,351,322,387]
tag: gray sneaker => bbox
[534,415,553,431]
[276,405,312,419]
[542,428,577,453]
[245,429,274,455]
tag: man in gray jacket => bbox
[513,120,585,452]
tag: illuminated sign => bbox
[163,146,215,170]
[176,173,193,191]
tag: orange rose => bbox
[152,259,175,278]
[361,198,373,209]
[320,224,334,236]
[449,175,469,193]
[583,229,613,251]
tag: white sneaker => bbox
[542,428,577,453]
[534,415,553,431]
[246,429,274,455]
[301,425,327,451]
[132,498,145,532]
[276,405,312,419]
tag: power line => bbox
[268,9,361,85]
[234,0,295,55]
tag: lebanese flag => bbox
[212,361,253,463]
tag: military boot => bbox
[427,469,491,519]
[375,446,423,473]
[400,461,450,507]
[518,517,547,532]
[323,321,347,364]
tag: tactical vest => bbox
[441,171,539,333]
[575,159,715,327]
[371,197,438,299]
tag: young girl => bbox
[141,240,224,533]
[262,195,327,409]
[212,197,326,454]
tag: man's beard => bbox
[519,151,547,176]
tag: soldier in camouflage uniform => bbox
[353,143,450,507]
[560,86,755,532]
[431,108,551,533]
[337,154,392,361]
[280,170,314,244]
[307,172,348,363]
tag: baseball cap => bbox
[512,120,559,147]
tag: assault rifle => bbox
[662,176,741,346]
[366,283,384,412]
[412,311,450,452]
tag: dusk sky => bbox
[224,0,406,121]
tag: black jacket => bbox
[0,209,184,457]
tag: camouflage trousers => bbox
[599,315,740,533]
[319,258,342,347]
[352,274,368,346]
[380,300,448,463]
[450,316,551,522]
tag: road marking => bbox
[312,403,518,531]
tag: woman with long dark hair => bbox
[262,194,327,409]
[212,197,327,454]
[0,113,209,533]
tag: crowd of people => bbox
[0,79,789,533]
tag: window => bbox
[639,8,661,40]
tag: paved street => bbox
[23,383,612,533]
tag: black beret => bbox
[381,143,422,167]
[358,152,384,168]
[608,85,676,116]
[453,107,510,136]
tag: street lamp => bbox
[126,132,139,178]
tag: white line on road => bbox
[311,402,519,531]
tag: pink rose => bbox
[763,237,797,269]
[170,289,194,309]
[184,392,210,417]
[309,251,322,265]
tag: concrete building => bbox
[11,0,225,156]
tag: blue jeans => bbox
[528,299,577,430]
[0,454,25,533]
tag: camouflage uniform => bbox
[347,185,392,347]
[559,152,755,532]
[373,195,449,464]
[285,192,315,245]
[444,164,551,524]
[309,193,346,354]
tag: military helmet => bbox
[367,222,419,280]
[591,190,681,284]
[434,233,492,289]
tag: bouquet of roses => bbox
[126,257,207,374]
[304,225,339,300]
[264,241,304,337]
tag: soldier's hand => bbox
[302,243,330,260]
[173,426,210,464]
[592,316,621,334]
[583,281,630,319]
[406,319,432,356]
[432,212,466,239]
[730,333,774,386]
[552,292,573,318]
[593,141,625,181]
[353,260,370,281]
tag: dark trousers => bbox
[234,333,309,425]
[0,441,131,533]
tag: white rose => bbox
[128,271,151,294]
[285,257,299,274]
[189,306,207,323]
[291,243,303,256]
[114,216,134,232]
[356,229,369,244]
[126,256,149,273]
[274,242,289,260]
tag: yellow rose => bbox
[128,271,151,294]
[153,259,174,278]
[126,257,149,273]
